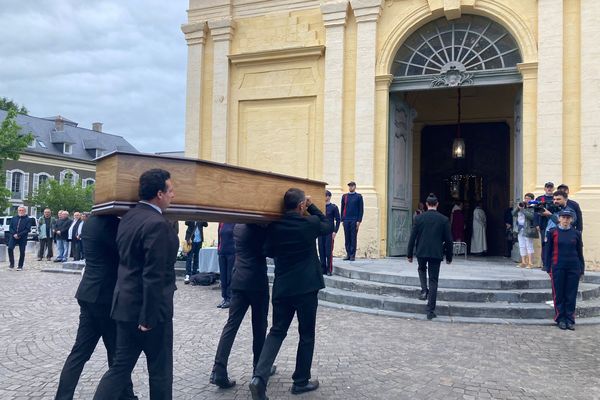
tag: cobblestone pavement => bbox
[1,254,600,400]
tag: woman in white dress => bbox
[471,202,487,254]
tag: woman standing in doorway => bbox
[512,193,537,267]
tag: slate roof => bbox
[0,110,138,162]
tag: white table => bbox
[198,247,219,273]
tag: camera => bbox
[527,200,560,214]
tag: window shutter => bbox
[32,173,39,194]
[5,170,12,190]
[73,171,80,185]
[22,173,30,200]
[59,170,66,184]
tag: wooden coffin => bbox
[92,152,326,222]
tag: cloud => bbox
[0,0,189,153]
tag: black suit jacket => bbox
[111,203,179,328]
[264,204,332,299]
[567,199,583,232]
[230,224,268,292]
[75,215,120,305]
[184,220,208,242]
[55,218,72,240]
[407,209,453,261]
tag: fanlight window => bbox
[393,15,521,77]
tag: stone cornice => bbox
[228,45,325,65]
[181,22,207,46]
[375,74,393,89]
[517,61,539,77]
[321,1,349,28]
[208,18,236,42]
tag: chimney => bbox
[92,122,103,133]
[55,116,64,131]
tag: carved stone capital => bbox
[350,0,383,23]
[181,22,207,46]
[321,0,349,28]
[208,18,236,42]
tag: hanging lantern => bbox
[452,88,465,159]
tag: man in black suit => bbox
[93,169,178,400]
[249,188,332,400]
[55,215,137,400]
[407,193,453,320]
[210,224,275,389]
[183,220,208,284]
[7,205,31,270]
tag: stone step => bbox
[334,265,553,289]
[323,274,600,303]
[319,288,600,320]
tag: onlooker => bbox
[7,206,31,271]
[557,184,583,232]
[470,201,487,255]
[93,168,178,400]
[68,212,83,261]
[249,189,331,400]
[217,223,236,309]
[534,182,555,265]
[406,193,453,320]
[340,181,363,261]
[512,193,537,268]
[54,211,72,262]
[318,190,340,276]
[504,202,514,258]
[183,220,208,284]
[55,215,137,400]
[37,208,56,261]
[543,210,585,330]
[210,224,273,389]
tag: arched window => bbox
[60,169,79,185]
[82,178,95,188]
[392,15,521,79]
[32,172,53,194]
[6,169,29,200]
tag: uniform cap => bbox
[347,181,356,186]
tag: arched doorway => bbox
[387,15,523,257]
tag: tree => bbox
[0,97,28,115]
[29,179,95,214]
[0,107,34,212]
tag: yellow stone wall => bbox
[183,0,600,265]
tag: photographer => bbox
[539,190,577,239]
[512,193,537,268]
[534,182,554,265]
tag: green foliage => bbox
[1,107,34,211]
[0,97,28,114]
[29,179,95,214]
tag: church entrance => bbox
[386,15,524,257]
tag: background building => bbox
[1,110,138,216]
[181,0,600,264]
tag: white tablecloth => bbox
[198,247,219,273]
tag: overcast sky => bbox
[0,0,188,153]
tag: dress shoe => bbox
[558,321,568,330]
[270,365,277,376]
[343,256,350,261]
[566,322,575,331]
[249,377,268,400]
[8,264,14,269]
[349,257,355,261]
[221,300,231,309]
[418,290,428,301]
[217,300,225,308]
[427,311,437,320]
[37,258,42,261]
[46,257,52,261]
[291,380,319,395]
[210,372,236,389]
[16,266,23,271]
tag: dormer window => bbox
[63,143,72,154]
[95,149,104,158]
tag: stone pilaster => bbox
[517,62,538,194]
[208,18,235,163]
[536,0,563,188]
[181,22,207,159]
[321,1,349,190]
[350,0,383,189]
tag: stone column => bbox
[208,18,235,163]
[350,0,383,189]
[517,62,538,194]
[321,0,348,191]
[536,0,563,187]
[181,22,207,159]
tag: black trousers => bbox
[38,237,54,259]
[8,236,27,268]
[93,320,173,400]
[72,240,82,261]
[212,288,270,377]
[417,258,442,313]
[185,241,202,276]
[218,254,235,301]
[55,301,136,400]
[550,268,581,325]
[254,291,319,386]
[318,234,334,274]
[343,221,358,258]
